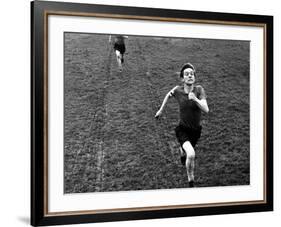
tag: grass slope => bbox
[64,33,250,193]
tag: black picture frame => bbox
[31,0,273,226]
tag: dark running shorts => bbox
[175,124,202,148]
[114,43,126,54]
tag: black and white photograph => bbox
[0,0,278,226]
[64,33,250,193]
[28,0,273,226]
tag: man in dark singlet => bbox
[109,35,128,72]
[155,63,209,187]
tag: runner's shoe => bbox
[189,181,194,188]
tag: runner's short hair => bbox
[180,63,196,78]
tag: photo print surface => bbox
[64,32,250,193]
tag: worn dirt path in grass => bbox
[64,34,114,192]
[90,45,114,192]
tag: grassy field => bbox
[64,33,250,193]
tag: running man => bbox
[155,63,209,187]
[109,34,128,72]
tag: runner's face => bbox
[182,68,195,85]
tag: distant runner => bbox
[109,35,128,72]
[155,63,209,187]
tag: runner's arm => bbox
[188,93,209,113]
[195,98,209,113]
[155,86,178,118]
